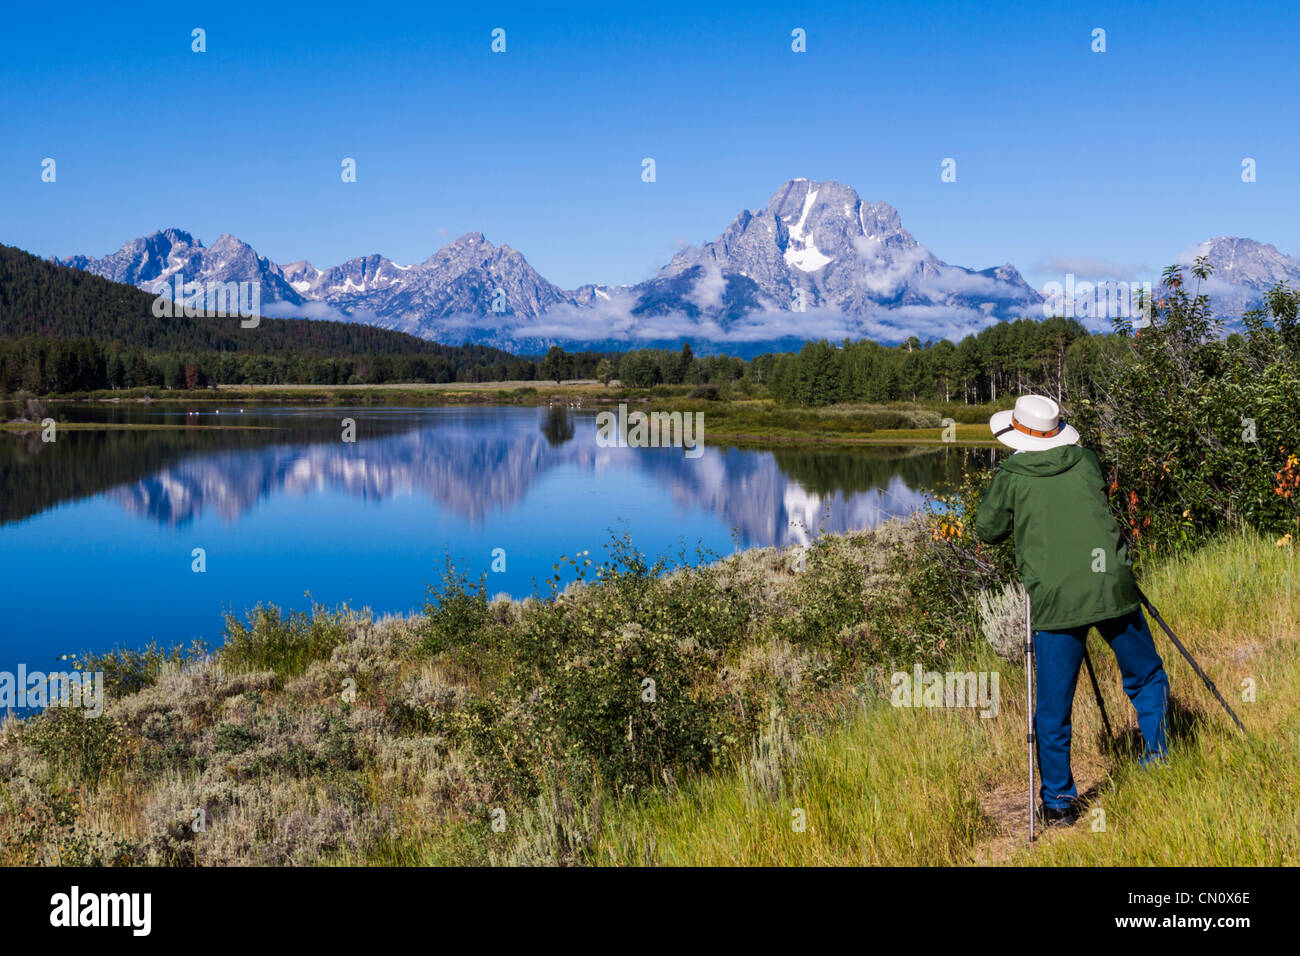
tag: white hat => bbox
[988,395,1079,451]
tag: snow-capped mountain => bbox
[1180,237,1300,317]
[275,235,574,332]
[59,229,568,334]
[56,179,1292,352]
[49,182,1046,349]
[60,228,307,307]
[628,178,1042,324]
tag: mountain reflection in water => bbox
[2,405,994,544]
[0,404,999,660]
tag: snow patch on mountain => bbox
[782,187,834,272]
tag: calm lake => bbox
[0,403,999,673]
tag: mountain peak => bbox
[210,233,254,251]
[146,227,197,246]
[644,178,1037,329]
[451,231,489,247]
[1181,237,1300,303]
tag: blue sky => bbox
[1,0,1296,291]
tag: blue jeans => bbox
[1034,609,1169,809]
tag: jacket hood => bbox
[998,444,1086,477]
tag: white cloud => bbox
[686,262,726,311]
[1032,255,1153,279]
[916,265,1022,300]
[258,299,377,324]
[851,237,930,296]
[509,293,1016,348]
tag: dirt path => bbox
[972,775,1102,865]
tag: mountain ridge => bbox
[52,179,1298,354]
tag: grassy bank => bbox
[1,519,1291,867]
[637,397,997,446]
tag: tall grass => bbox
[592,702,993,866]
[579,529,1297,866]
[1015,532,1299,865]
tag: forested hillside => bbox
[758,318,1098,406]
[0,244,546,390]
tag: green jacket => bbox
[974,445,1139,631]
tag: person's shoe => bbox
[1039,803,1078,827]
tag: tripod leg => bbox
[1025,593,1035,843]
[1139,590,1247,734]
[1081,643,1114,741]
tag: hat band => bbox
[995,414,1062,439]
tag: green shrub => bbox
[1071,261,1300,557]
[936,400,1012,424]
[422,535,760,795]
[537,620,740,791]
[220,602,350,679]
[24,707,130,789]
[771,539,871,659]
[51,826,137,867]
[858,407,943,430]
[419,561,492,656]
[73,639,210,697]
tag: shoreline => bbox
[3,384,1004,446]
[0,418,998,445]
